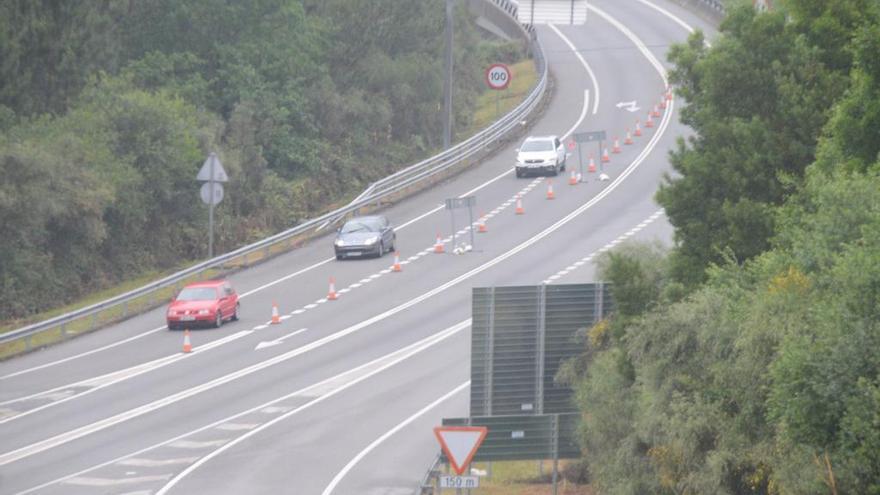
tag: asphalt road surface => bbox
[0,2,718,493]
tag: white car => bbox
[514,135,566,178]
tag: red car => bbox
[166,280,240,330]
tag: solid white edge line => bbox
[15,320,471,495]
[321,381,470,495]
[154,320,471,495]
[548,23,601,115]
[634,0,714,48]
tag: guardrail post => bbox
[25,334,32,351]
[264,245,271,259]
[122,301,128,318]
[91,313,97,331]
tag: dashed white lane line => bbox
[304,304,318,310]
[215,423,258,431]
[64,475,173,486]
[167,439,229,450]
[253,325,269,330]
[542,209,665,284]
[116,457,198,467]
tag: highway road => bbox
[0,2,718,493]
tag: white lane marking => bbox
[4,13,678,463]
[63,475,172,486]
[254,328,308,351]
[116,457,198,467]
[154,320,470,495]
[253,325,268,330]
[215,423,258,431]
[260,406,291,414]
[321,381,470,495]
[279,315,291,321]
[549,24,600,115]
[0,330,254,421]
[3,25,600,382]
[167,439,229,449]
[304,304,317,309]
[588,4,668,86]
[291,309,305,315]
[544,209,666,283]
[634,0,713,47]
[337,288,351,294]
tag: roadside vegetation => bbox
[0,0,530,326]
[563,1,880,493]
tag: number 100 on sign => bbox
[485,64,511,90]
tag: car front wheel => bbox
[214,311,223,328]
[377,241,385,258]
[232,303,240,321]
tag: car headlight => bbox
[198,309,211,315]
[335,239,345,247]
[364,236,379,245]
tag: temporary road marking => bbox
[215,423,258,431]
[167,439,229,450]
[64,475,172,486]
[117,457,198,467]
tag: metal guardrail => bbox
[1,6,547,354]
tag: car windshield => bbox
[176,287,218,301]
[521,140,554,152]
[341,219,380,233]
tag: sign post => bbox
[485,64,511,121]
[444,196,477,253]
[573,131,606,181]
[196,152,229,258]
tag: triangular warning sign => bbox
[433,426,488,475]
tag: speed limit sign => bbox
[485,63,511,90]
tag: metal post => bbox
[570,0,574,24]
[467,203,475,250]
[577,143,583,182]
[530,0,535,25]
[495,90,500,121]
[443,0,455,150]
[450,209,456,253]
[536,284,546,415]
[552,414,560,495]
[487,287,495,415]
[208,157,215,259]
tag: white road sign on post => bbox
[433,426,488,475]
[196,152,229,259]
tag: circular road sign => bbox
[485,64,511,90]
[567,140,576,151]
[200,182,224,205]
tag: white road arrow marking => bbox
[615,100,640,112]
[254,328,308,350]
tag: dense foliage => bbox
[0,0,524,320]
[566,2,880,493]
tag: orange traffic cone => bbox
[601,148,611,163]
[666,88,673,101]
[182,330,192,353]
[634,120,643,137]
[568,169,578,185]
[624,129,634,145]
[271,301,281,324]
[546,180,555,200]
[651,104,660,118]
[612,137,621,154]
[645,112,654,128]
[327,277,338,300]
[515,196,525,215]
[392,251,402,272]
[659,94,667,110]
[588,155,597,173]
[434,233,445,253]
[478,213,488,233]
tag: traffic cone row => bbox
[588,155,597,173]
[612,137,621,154]
[645,112,654,128]
[546,180,555,200]
[569,169,578,185]
[601,148,611,163]
[625,129,634,145]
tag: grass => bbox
[467,59,538,135]
[454,460,592,495]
